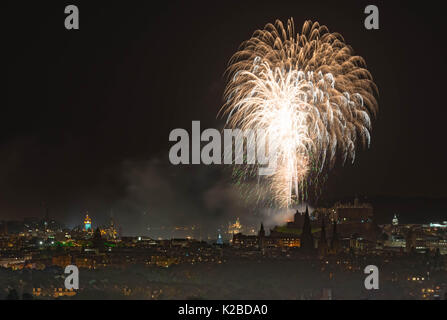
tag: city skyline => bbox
[1,193,446,300]
[4,0,447,302]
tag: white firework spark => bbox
[221,19,378,208]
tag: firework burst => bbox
[221,18,378,208]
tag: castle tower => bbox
[300,206,314,253]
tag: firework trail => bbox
[221,19,378,208]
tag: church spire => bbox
[319,216,328,256]
[303,206,311,233]
[258,222,265,250]
[330,220,340,254]
[301,205,314,253]
[259,222,265,237]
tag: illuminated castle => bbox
[84,214,92,232]
[228,217,242,235]
[100,217,119,240]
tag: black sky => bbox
[5,1,447,233]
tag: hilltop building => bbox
[84,214,92,232]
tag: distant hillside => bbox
[320,195,447,225]
[368,196,447,225]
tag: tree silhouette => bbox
[6,289,19,300]
[22,292,33,300]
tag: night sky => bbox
[5,1,447,235]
